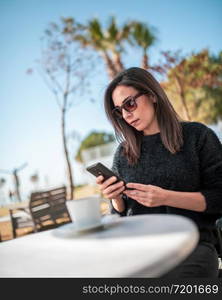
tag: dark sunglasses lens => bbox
[124,99,137,112]
[113,108,122,118]
[112,95,140,119]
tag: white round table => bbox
[0,214,199,277]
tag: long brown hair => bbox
[104,67,183,165]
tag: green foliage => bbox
[62,16,157,78]
[198,85,222,124]
[130,21,156,52]
[75,131,115,162]
[155,50,222,123]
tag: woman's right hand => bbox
[96,175,125,201]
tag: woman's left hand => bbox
[123,183,168,207]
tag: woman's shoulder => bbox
[181,121,222,147]
[181,121,212,139]
[181,121,209,133]
[113,142,124,157]
[112,142,125,171]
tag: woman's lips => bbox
[130,119,140,127]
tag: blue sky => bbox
[0,0,222,204]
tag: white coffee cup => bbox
[66,196,102,231]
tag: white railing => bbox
[81,142,117,166]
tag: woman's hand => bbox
[96,175,125,201]
[123,183,168,207]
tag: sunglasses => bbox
[112,92,145,119]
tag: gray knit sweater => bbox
[111,122,222,244]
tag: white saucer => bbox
[52,214,120,239]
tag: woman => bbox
[96,67,222,278]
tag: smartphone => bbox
[86,162,123,182]
[86,162,126,186]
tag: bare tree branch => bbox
[32,20,96,199]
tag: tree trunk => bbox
[175,76,191,121]
[61,104,74,200]
[13,171,22,202]
[113,52,124,73]
[101,51,118,80]
[141,53,149,70]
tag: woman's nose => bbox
[122,109,133,120]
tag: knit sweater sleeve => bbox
[198,127,222,214]
[110,144,127,216]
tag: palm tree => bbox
[130,22,156,70]
[66,18,117,79]
[63,17,157,78]
[63,17,131,79]
[105,16,131,74]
